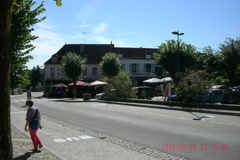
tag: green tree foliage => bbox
[219,37,240,86]
[104,72,137,98]
[153,40,198,81]
[196,46,223,77]
[100,52,122,78]
[61,52,85,92]
[29,65,43,89]
[175,70,214,103]
[10,0,45,89]
[54,0,62,6]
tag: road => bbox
[11,92,240,160]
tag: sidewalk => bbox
[11,104,186,160]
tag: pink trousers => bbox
[29,128,42,149]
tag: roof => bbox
[44,44,158,65]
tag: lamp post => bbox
[172,30,184,77]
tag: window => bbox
[130,63,139,72]
[146,64,151,72]
[132,64,137,72]
[92,68,97,75]
[52,57,58,63]
[57,68,64,75]
[83,68,87,75]
[121,63,125,71]
[83,57,87,63]
[146,55,151,60]
[144,63,155,72]
[50,68,55,76]
[118,54,123,59]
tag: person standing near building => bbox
[27,87,32,101]
[25,101,43,152]
[164,84,169,101]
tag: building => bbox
[44,43,158,86]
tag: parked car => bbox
[132,86,154,99]
[170,94,183,102]
[95,93,105,100]
[194,89,224,103]
[210,85,227,92]
[221,87,240,104]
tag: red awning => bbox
[67,81,85,86]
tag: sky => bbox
[28,0,240,69]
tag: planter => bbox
[83,94,91,100]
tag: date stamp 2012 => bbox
[162,144,228,151]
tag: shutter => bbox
[151,63,156,72]
[144,63,146,72]
[136,64,139,72]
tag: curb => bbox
[100,99,240,117]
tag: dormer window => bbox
[146,54,151,60]
[51,54,58,63]
[118,54,123,59]
[83,57,87,63]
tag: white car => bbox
[95,93,105,100]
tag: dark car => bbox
[170,94,183,102]
[194,89,224,103]
[221,87,240,104]
[132,86,154,99]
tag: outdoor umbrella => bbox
[143,78,162,83]
[90,80,108,86]
[51,83,67,88]
[67,81,85,86]
[160,77,172,82]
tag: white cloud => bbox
[70,24,90,28]
[31,27,65,56]
[27,22,66,68]
[94,23,108,33]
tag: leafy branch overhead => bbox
[54,0,62,6]
[11,0,46,88]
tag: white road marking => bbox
[54,135,93,143]
[11,111,27,114]
[92,104,106,107]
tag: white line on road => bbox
[54,136,93,143]
[92,104,106,107]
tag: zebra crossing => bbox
[11,98,49,103]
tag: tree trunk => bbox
[0,0,14,159]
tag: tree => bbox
[61,52,85,97]
[29,65,43,89]
[100,52,122,78]
[219,37,240,86]
[104,72,137,98]
[175,70,214,103]
[0,1,60,159]
[10,0,45,89]
[0,0,14,159]
[153,40,198,81]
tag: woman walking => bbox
[25,101,43,152]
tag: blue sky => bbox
[28,0,240,69]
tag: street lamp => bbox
[172,30,184,77]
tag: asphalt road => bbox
[11,93,240,160]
